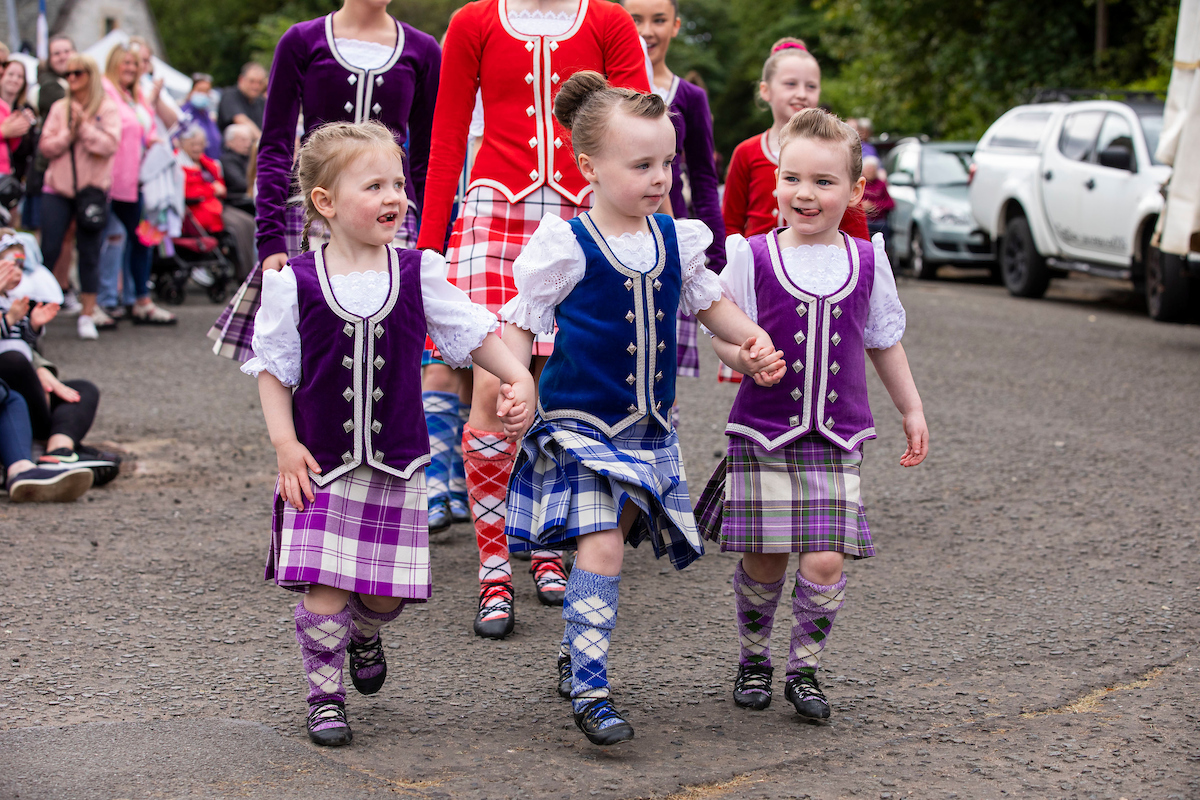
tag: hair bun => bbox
[553,70,611,130]
[769,37,808,55]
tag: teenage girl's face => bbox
[776,137,864,243]
[624,0,680,68]
[580,112,676,219]
[0,62,24,100]
[320,149,409,247]
[760,54,821,127]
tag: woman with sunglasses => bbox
[36,54,120,340]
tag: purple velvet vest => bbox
[727,231,876,453]
[291,245,429,485]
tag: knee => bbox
[361,595,404,614]
[422,364,458,393]
[67,379,100,407]
[798,551,844,586]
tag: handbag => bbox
[67,102,107,233]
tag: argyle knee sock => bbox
[450,403,469,505]
[463,424,516,600]
[295,603,352,713]
[734,560,786,668]
[347,594,405,644]
[424,391,459,505]
[563,568,620,719]
[786,571,847,677]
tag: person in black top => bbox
[219,123,255,215]
[217,62,267,136]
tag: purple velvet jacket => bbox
[666,76,725,271]
[726,231,877,453]
[291,246,429,485]
[255,15,440,262]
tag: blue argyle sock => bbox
[450,402,469,511]
[563,568,620,723]
[423,391,459,504]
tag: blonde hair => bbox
[761,37,819,84]
[294,120,404,251]
[553,70,668,163]
[56,54,105,119]
[105,43,144,103]
[778,107,862,183]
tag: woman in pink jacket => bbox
[37,54,120,340]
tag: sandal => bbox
[131,302,177,326]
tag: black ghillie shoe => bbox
[733,664,773,710]
[784,669,831,720]
[347,635,387,695]
[557,652,572,699]
[531,555,567,606]
[573,698,634,746]
[307,701,353,746]
[472,580,515,639]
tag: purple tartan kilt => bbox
[695,433,874,557]
[676,310,700,378]
[207,204,420,362]
[268,465,432,599]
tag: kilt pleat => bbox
[505,417,704,570]
[697,433,874,557]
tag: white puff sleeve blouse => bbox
[719,232,907,350]
[242,249,499,387]
[498,213,724,335]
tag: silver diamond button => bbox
[655,310,664,321]
[342,387,354,402]
[374,324,384,338]
[627,404,637,413]
[653,279,662,290]
[796,304,807,317]
[832,305,843,319]
[624,278,633,290]
[371,420,382,433]
[790,387,802,401]
[831,332,842,346]
[791,359,804,373]
[655,371,662,381]
[372,387,384,401]
[825,416,835,428]
[341,451,354,464]
[625,374,636,385]
[793,330,806,345]
[827,389,839,403]
[342,355,353,369]
[627,343,636,355]
[375,75,383,86]
[372,102,381,115]
[658,342,666,352]
[830,361,841,375]
[343,419,354,433]
[344,101,353,114]
[347,75,357,85]
[626,311,635,323]
[374,355,385,370]
[789,415,800,427]
[374,450,384,461]
[343,322,354,337]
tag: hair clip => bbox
[772,41,807,53]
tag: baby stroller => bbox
[150,203,238,305]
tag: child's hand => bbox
[899,410,928,467]
[5,295,30,325]
[30,302,59,329]
[496,373,536,442]
[738,335,786,386]
[276,439,321,511]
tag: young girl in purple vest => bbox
[696,108,929,721]
[498,71,785,747]
[241,121,535,747]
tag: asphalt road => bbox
[1,270,1197,800]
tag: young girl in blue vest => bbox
[241,121,535,747]
[696,108,928,721]
[498,71,786,746]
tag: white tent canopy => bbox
[1155,0,1200,256]
[83,29,193,101]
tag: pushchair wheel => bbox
[206,283,229,304]
[156,279,185,306]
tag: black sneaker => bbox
[784,669,831,719]
[39,447,120,487]
[306,701,353,746]
[472,580,515,639]
[7,465,93,503]
[347,635,388,695]
[573,697,634,746]
[733,664,773,710]
[557,651,572,699]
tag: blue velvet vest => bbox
[537,213,681,434]
[291,245,429,485]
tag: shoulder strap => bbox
[66,102,78,194]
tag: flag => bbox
[36,0,47,61]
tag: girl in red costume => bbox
[419,0,649,640]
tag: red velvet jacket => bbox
[417,0,650,251]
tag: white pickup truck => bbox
[969,97,1173,314]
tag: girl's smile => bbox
[320,149,409,248]
[624,0,680,69]
[776,136,864,247]
[760,55,821,126]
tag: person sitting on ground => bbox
[180,72,222,160]
[0,232,119,485]
[217,62,266,137]
[219,123,255,214]
[0,378,94,502]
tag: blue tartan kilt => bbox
[504,416,704,570]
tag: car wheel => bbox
[910,228,936,280]
[1000,216,1050,298]
[1144,243,1194,322]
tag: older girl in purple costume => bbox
[696,109,928,721]
[243,121,534,746]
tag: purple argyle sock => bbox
[346,594,404,681]
[295,603,351,725]
[786,571,846,677]
[734,560,786,668]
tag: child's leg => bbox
[422,365,460,529]
[345,594,405,696]
[731,552,789,709]
[295,585,354,745]
[449,380,470,519]
[785,551,847,720]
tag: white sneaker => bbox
[190,266,214,287]
[61,289,83,315]
[77,315,98,340]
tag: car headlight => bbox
[929,205,973,226]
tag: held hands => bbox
[899,410,929,467]
[496,373,536,441]
[275,438,322,511]
[738,335,786,387]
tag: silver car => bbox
[884,139,997,279]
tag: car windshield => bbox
[921,149,972,185]
[1138,114,1164,165]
